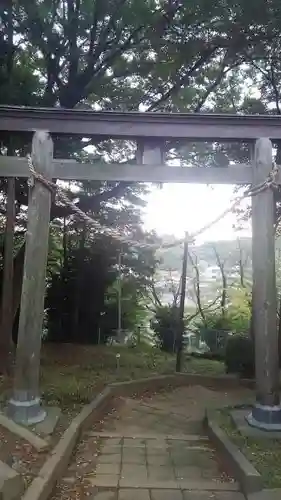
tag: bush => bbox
[150,305,179,353]
[191,351,225,361]
[225,333,254,378]
[200,327,230,354]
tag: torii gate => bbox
[0,106,280,430]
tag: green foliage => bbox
[225,333,254,378]
[2,0,281,349]
[199,327,230,355]
[46,218,157,344]
[195,286,251,333]
[150,305,179,353]
[226,286,251,333]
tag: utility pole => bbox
[176,232,188,372]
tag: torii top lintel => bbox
[1,105,281,141]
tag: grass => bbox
[215,408,281,488]
[40,343,174,410]
[39,343,225,411]
[0,343,225,416]
[183,356,225,376]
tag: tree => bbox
[1,0,281,365]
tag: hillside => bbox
[157,237,252,272]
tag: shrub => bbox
[200,327,230,354]
[191,351,225,361]
[225,333,254,378]
[150,305,179,353]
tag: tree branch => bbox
[147,45,220,111]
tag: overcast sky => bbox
[143,183,251,244]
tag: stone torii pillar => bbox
[7,130,54,425]
[247,137,281,430]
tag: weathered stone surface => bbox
[0,460,25,500]
[147,466,175,481]
[118,488,150,500]
[98,453,121,464]
[247,489,281,500]
[90,491,117,500]
[96,463,120,475]
[183,492,244,500]
[89,474,119,487]
[121,465,147,480]
[151,490,183,500]
[232,409,281,439]
[34,407,61,436]
[146,454,171,466]
[174,466,202,479]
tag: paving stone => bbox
[180,481,239,491]
[102,438,122,446]
[183,493,244,500]
[183,491,217,499]
[201,468,222,480]
[171,450,215,468]
[91,491,117,500]
[118,489,150,500]
[102,445,122,454]
[96,463,120,475]
[122,449,146,465]
[214,493,245,500]
[119,479,179,489]
[123,438,145,448]
[0,460,25,500]
[147,465,175,481]
[247,490,281,500]
[145,439,167,448]
[151,490,184,500]
[122,455,146,465]
[88,474,119,487]
[121,464,148,480]
[98,453,121,464]
[123,447,145,455]
[174,466,203,479]
[147,454,171,466]
[146,447,168,456]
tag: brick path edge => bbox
[205,409,263,496]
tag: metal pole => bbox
[176,232,188,372]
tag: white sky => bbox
[143,184,251,244]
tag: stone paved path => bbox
[52,385,254,500]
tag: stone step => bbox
[0,461,24,500]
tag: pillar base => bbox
[6,397,46,426]
[246,403,281,431]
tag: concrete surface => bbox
[54,385,255,500]
[33,407,62,437]
[0,412,49,451]
[206,412,262,494]
[231,409,281,439]
[0,460,25,500]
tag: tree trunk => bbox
[72,225,86,338]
